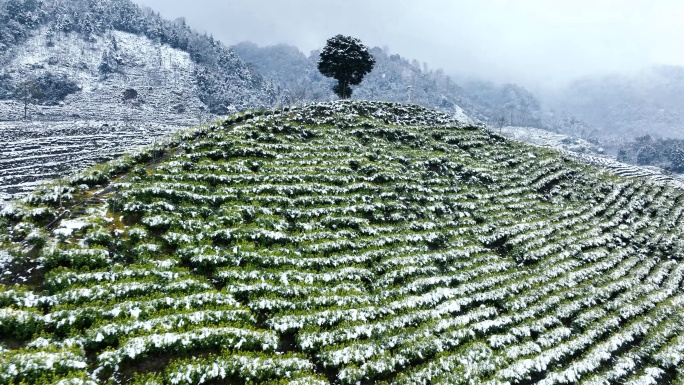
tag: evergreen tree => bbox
[317,35,375,99]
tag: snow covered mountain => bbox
[0,28,209,122]
[0,0,274,117]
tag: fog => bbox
[133,0,684,90]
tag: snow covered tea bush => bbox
[1,101,684,384]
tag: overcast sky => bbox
[133,0,684,90]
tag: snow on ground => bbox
[565,152,684,189]
[0,29,208,122]
[0,249,11,276]
[499,126,605,156]
[453,104,475,126]
[54,219,89,237]
[500,125,684,190]
[0,120,187,207]
[0,29,223,208]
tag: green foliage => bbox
[2,102,684,384]
[37,73,80,105]
[9,72,79,111]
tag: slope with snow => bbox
[0,29,208,122]
[1,101,684,384]
[0,29,221,207]
[0,120,188,206]
[499,125,684,190]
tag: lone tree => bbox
[14,79,43,120]
[318,35,375,99]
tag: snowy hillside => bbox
[500,125,684,190]
[0,28,209,121]
[0,28,221,207]
[499,126,606,156]
[0,0,274,114]
[0,120,189,206]
[0,0,276,207]
[3,101,684,384]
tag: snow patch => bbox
[54,219,88,237]
[0,249,13,274]
[499,126,604,156]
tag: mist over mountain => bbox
[0,0,546,129]
[5,0,681,150]
[2,0,684,203]
[546,65,684,144]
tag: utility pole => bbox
[407,86,412,104]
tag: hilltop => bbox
[233,42,544,127]
[1,101,684,384]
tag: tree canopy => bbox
[317,35,375,99]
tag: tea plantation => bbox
[1,101,684,384]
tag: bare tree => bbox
[14,78,42,120]
[498,116,506,130]
[290,79,310,105]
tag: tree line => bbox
[618,135,684,173]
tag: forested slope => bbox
[0,0,274,114]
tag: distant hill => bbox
[2,101,684,384]
[616,135,684,174]
[0,28,209,121]
[0,0,276,204]
[546,65,684,144]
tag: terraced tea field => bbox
[1,101,684,384]
[0,121,188,206]
[499,126,684,190]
